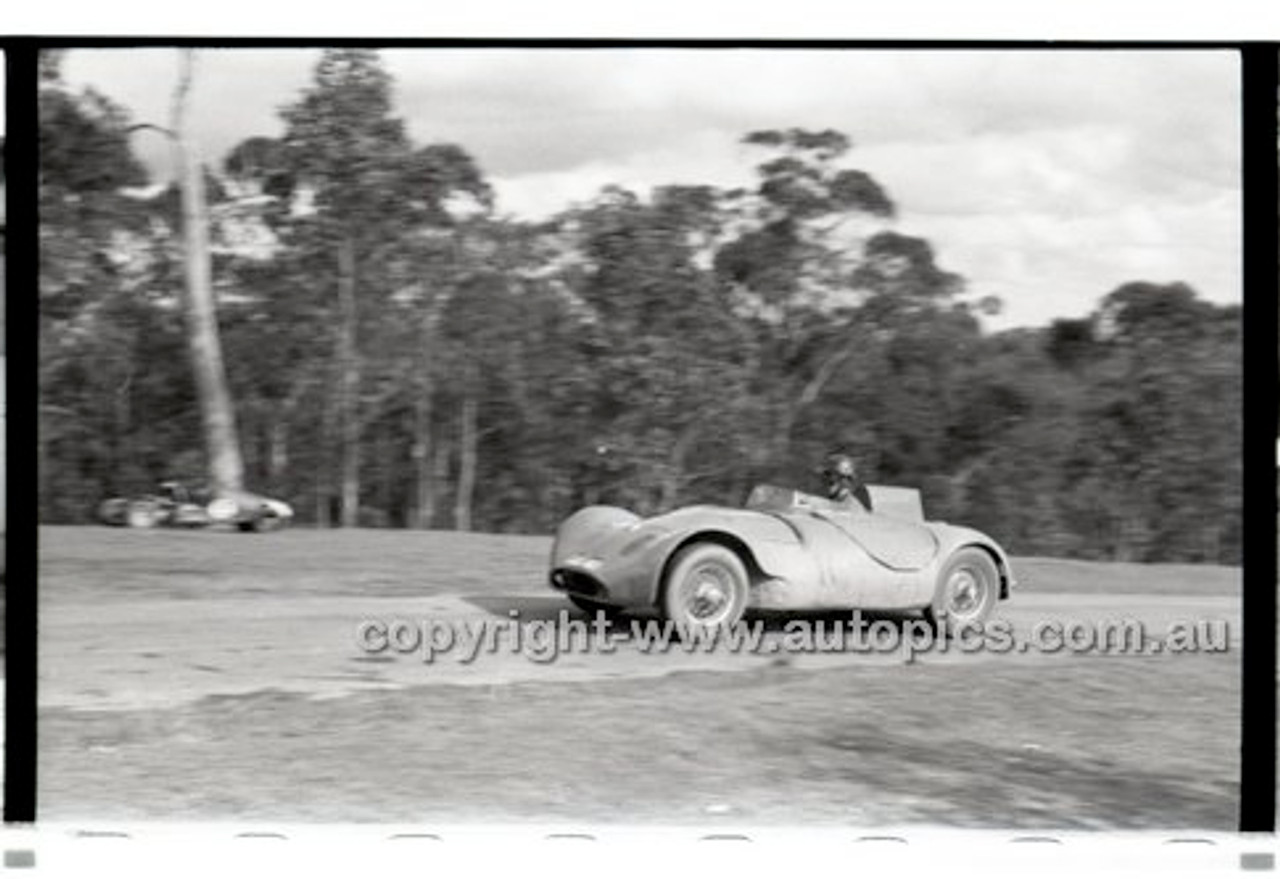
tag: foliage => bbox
[37,55,1243,563]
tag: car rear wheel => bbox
[926,547,998,635]
[98,498,129,526]
[661,543,749,630]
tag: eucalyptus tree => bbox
[169,49,245,496]
[38,52,155,514]
[712,129,896,473]
[225,49,490,526]
[555,184,756,512]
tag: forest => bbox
[37,49,1242,564]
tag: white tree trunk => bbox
[171,49,244,495]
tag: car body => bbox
[98,481,294,532]
[549,484,1014,629]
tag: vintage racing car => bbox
[98,481,294,532]
[549,484,1014,631]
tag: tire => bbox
[126,499,161,529]
[661,543,749,629]
[256,511,286,532]
[171,504,208,528]
[569,595,620,619]
[238,510,286,533]
[98,498,129,526]
[925,547,999,635]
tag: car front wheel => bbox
[661,543,749,630]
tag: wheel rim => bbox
[128,507,156,528]
[677,562,738,625]
[944,565,990,621]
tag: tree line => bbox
[37,49,1242,564]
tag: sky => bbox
[59,47,1242,329]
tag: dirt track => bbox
[40,582,1240,712]
[37,527,1242,827]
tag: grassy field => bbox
[37,526,1241,603]
[40,654,1238,827]
[36,526,1242,827]
[38,526,552,603]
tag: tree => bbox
[39,55,148,323]
[38,90,1244,566]
[549,185,757,514]
[712,129,964,485]
[235,49,490,527]
[170,49,244,495]
[40,51,252,514]
[39,53,156,517]
[1079,282,1241,561]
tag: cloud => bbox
[56,47,1241,328]
[61,47,318,178]
[908,186,1241,328]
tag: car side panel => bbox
[797,509,941,571]
[748,515,937,610]
[718,517,1010,612]
[637,510,937,611]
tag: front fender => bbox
[551,505,804,610]
[549,506,651,605]
[930,523,1016,598]
[262,498,294,519]
[550,505,642,566]
[636,508,810,606]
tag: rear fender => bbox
[931,524,1016,599]
[967,541,1015,599]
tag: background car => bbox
[98,481,294,532]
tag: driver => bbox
[821,453,871,512]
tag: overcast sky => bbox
[60,47,1241,328]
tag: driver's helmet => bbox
[821,453,858,501]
